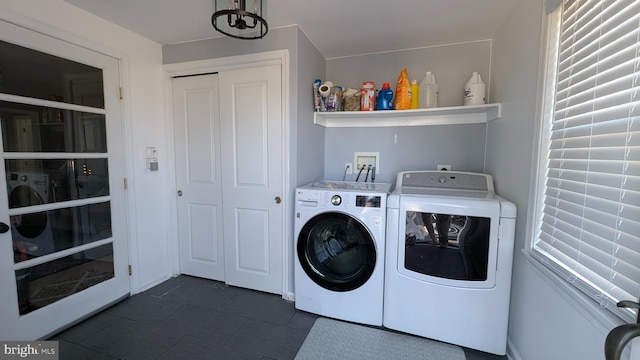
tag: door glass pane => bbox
[13,202,112,263]
[0,40,104,108]
[404,211,490,281]
[0,102,107,153]
[6,159,109,207]
[16,243,114,315]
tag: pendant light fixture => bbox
[211,0,268,40]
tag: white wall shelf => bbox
[313,103,501,127]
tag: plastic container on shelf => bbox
[313,79,322,112]
[326,85,342,112]
[360,81,376,111]
[343,88,361,111]
[361,81,375,111]
[463,72,486,106]
[419,71,438,108]
[410,79,419,109]
[376,82,393,110]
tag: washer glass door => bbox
[9,185,47,242]
[297,212,376,292]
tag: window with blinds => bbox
[532,0,640,322]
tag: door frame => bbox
[164,50,292,300]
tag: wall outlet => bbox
[437,164,451,171]
[345,162,353,174]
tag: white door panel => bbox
[235,208,270,273]
[220,65,283,295]
[188,204,220,262]
[173,75,225,281]
[232,83,269,186]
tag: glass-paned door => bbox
[0,20,129,340]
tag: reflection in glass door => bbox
[0,21,129,340]
[7,158,114,315]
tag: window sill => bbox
[521,248,626,333]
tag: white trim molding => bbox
[164,50,289,77]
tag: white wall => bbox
[0,0,174,293]
[487,0,623,358]
[323,124,487,184]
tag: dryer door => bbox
[398,196,501,289]
[297,212,376,292]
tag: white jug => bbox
[463,72,486,106]
[419,71,438,108]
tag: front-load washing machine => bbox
[294,181,390,326]
[7,172,55,259]
[384,171,516,355]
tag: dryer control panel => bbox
[397,171,494,192]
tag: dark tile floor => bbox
[50,275,506,359]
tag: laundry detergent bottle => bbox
[463,72,486,106]
[419,71,438,108]
[377,82,393,110]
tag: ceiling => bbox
[63,0,519,59]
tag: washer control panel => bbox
[296,189,387,213]
[355,195,382,208]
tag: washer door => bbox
[297,212,376,292]
[9,185,47,239]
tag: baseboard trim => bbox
[40,293,129,340]
[506,337,522,360]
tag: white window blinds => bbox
[533,0,640,321]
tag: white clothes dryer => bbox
[383,171,516,355]
[294,181,390,326]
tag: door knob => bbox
[274,196,281,204]
[0,222,9,233]
[177,190,183,196]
